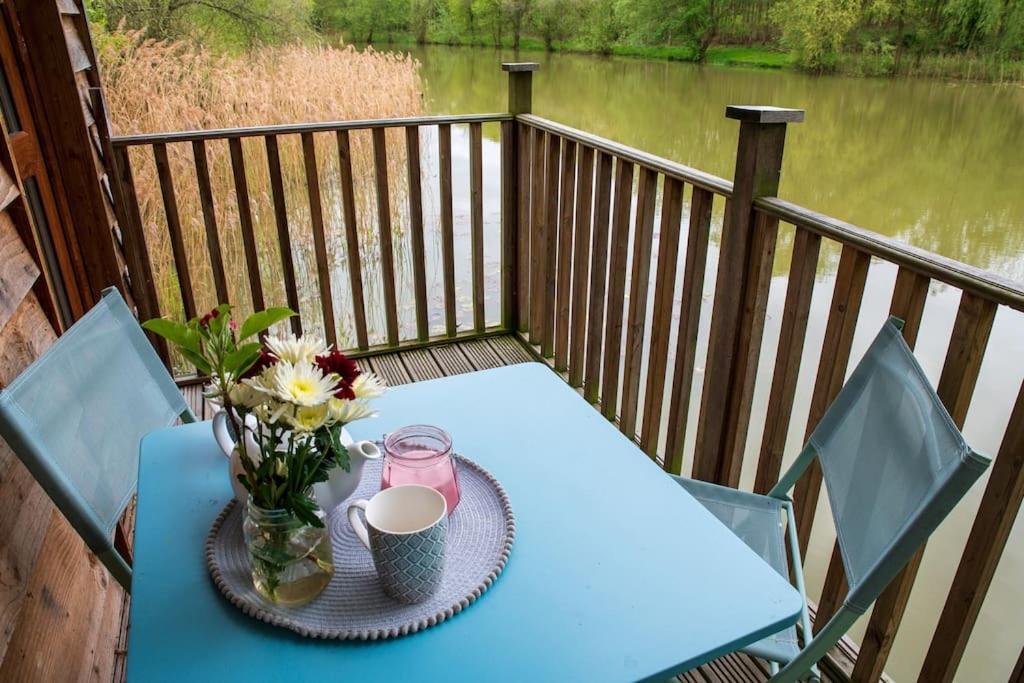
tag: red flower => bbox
[315,350,361,400]
[199,308,220,328]
[242,348,278,379]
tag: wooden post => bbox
[501,62,538,333]
[693,105,803,485]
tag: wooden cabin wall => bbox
[0,0,128,679]
[4,0,132,319]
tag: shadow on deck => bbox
[109,334,850,683]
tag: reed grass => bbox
[99,29,424,363]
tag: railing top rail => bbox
[756,196,1024,311]
[517,114,734,198]
[110,113,513,146]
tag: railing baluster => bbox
[889,267,930,346]
[405,125,429,341]
[853,291,997,681]
[192,140,230,308]
[919,383,1024,681]
[437,124,457,338]
[583,151,613,404]
[264,135,301,335]
[619,167,658,437]
[500,120,517,331]
[371,127,400,345]
[516,124,532,335]
[335,130,368,350]
[469,122,485,333]
[640,176,684,458]
[541,133,561,357]
[599,159,634,421]
[227,137,265,312]
[663,187,714,474]
[152,142,197,320]
[721,210,780,486]
[695,107,802,484]
[815,265,929,629]
[754,226,822,493]
[112,145,168,365]
[529,129,546,345]
[568,146,595,387]
[554,139,577,372]
[300,132,337,347]
[793,246,871,554]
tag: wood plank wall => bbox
[0,1,126,679]
[5,0,130,315]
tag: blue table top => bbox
[128,363,801,682]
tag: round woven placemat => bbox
[205,454,514,640]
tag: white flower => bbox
[328,398,377,424]
[229,382,264,409]
[352,372,387,399]
[264,334,329,364]
[286,404,330,432]
[263,361,338,407]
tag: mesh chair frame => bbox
[0,288,195,590]
[679,317,991,682]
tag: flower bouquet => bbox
[144,305,386,604]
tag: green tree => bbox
[771,0,860,68]
[532,0,582,49]
[409,0,437,43]
[580,0,619,52]
[94,0,312,46]
[506,0,533,48]
[473,0,507,45]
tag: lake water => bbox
[392,45,1024,681]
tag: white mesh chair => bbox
[673,316,991,681]
[0,288,193,590]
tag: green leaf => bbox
[238,308,295,340]
[142,318,200,354]
[224,342,263,376]
[207,303,233,336]
[178,347,212,375]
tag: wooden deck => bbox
[105,334,851,683]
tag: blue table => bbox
[129,363,801,682]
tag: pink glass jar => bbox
[381,425,460,515]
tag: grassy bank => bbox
[360,32,1023,83]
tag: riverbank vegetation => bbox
[87,0,1024,81]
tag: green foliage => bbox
[91,0,314,48]
[143,305,296,386]
[770,0,860,69]
[93,0,1024,78]
[532,0,583,49]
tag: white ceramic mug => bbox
[347,485,448,604]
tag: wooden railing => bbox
[510,96,1023,680]
[109,63,1024,682]
[109,113,516,367]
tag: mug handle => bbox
[347,500,372,550]
[212,411,236,460]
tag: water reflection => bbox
[408,44,1024,282]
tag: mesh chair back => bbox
[0,289,188,558]
[809,316,990,611]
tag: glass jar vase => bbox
[243,499,334,605]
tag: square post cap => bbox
[502,63,540,72]
[725,105,805,123]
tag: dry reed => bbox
[98,29,424,360]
